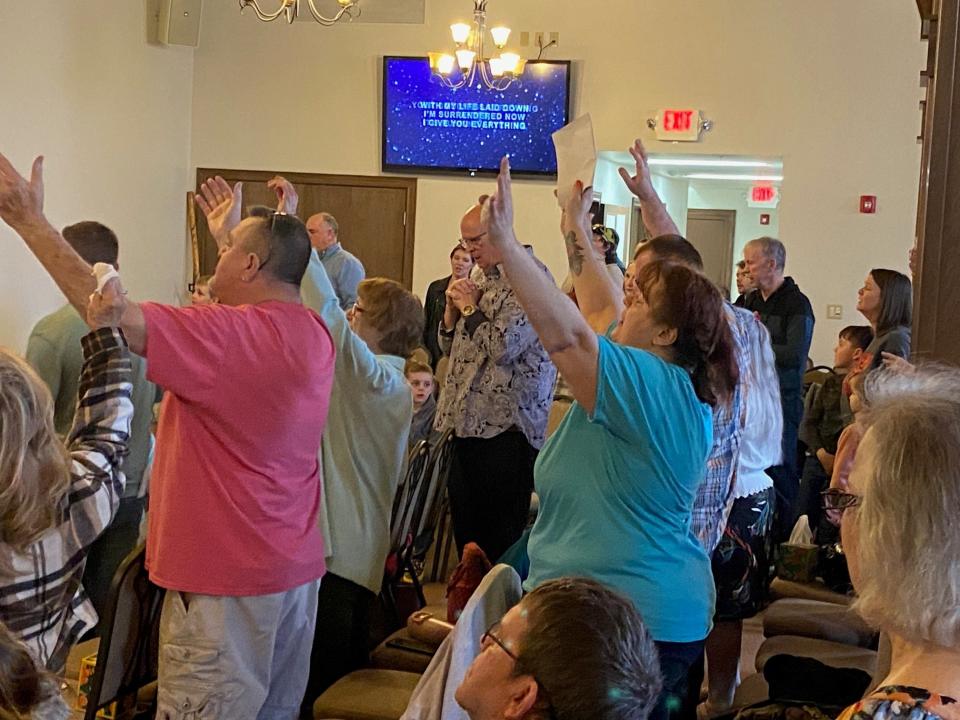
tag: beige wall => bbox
[191,0,924,364]
[0,1,194,352]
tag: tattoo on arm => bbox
[565,230,585,276]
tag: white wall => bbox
[687,182,781,298]
[0,1,194,352]
[189,0,923,365]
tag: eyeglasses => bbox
[349,302,366,315]
[482,622,555,718]
[459,231,487,248]
[820,489,861,514]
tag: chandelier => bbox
[430,0,526,91]
[238,0,359,25]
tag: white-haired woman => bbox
[832,367,960,720]
[0,282,131,671]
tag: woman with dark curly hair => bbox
[483,156,738,720]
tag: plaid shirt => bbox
[691,304,751,554]
[0,328,132,671]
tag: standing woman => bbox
[422,245,474,369]
[855,269,912,370]
[484,157,738,720]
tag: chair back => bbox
[411,428,455,564]
[389,440,432,562]
[84,544,164,720]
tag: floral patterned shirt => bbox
[838,686,960,720]
[434,255,557,449]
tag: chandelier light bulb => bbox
[450,22,472,44]
[490,26,511,48]
[437,54,457,75]
[489,57,506,77]
[500,52,521,75]
[456,49,477,71]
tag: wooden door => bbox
[686,209,736,294]
[195,169,417,289]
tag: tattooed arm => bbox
[563,185,624,334]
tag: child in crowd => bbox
[830,369,869,496]
[405,360,438,448]
[797,325,873,535]
[0,623,69,720]
[190,274,217,305]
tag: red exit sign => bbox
[655,108,701,142]
[748,184,780,208]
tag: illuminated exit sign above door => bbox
[653,108,703,142]
[748,184,780,208]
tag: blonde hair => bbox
[852,366,960,647]
[0,350,71,553]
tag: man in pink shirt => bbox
[0,155,335,719]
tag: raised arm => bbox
[561,182,623,333]
[196,176,243,252]
[0,154,147,352]
[618,139,681,238]
[489,158,600,413]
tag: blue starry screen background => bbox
[382,57,571,176]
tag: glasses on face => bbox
[349,302,366,316]
[459,231,487,248]
[821,489,861,515]
[482,621,519,662]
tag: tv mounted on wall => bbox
[381,56,572,178]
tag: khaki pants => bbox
[156,579,321,720]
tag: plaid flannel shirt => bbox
[691,303,751,554]
[0,327,132,671]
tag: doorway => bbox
[686,209,736,296]
[195,169,418,288]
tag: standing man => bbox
[435,197,557,564]
[0,154,336,719]
[305,212,364,310]
[741,236,814,538]
[24,220,156,628]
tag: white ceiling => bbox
[294,0,425,24]
[599,150,783,186]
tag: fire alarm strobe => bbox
[860,195,877,214]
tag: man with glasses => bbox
[455,577,662,720]
[434,196,557,564]
[0,157,337,719]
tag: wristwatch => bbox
[461,304,477,317]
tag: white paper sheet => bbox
[552,113,597,207]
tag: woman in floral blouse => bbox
[832,367,960,720]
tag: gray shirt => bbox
[318,242,365,310]
[25,304,155,498]
[434,255,557,449]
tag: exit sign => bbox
[654,108,701,142]
[748,184,780,208]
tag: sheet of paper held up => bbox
[552,114,597,207]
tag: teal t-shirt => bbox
[525,336,715,643]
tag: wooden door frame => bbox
[686,208,736,291]
[195,169,418,289]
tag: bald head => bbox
[459,194,503,271]
[306,212,338,251]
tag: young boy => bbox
[405,360,438,449]
[797,325,873,534]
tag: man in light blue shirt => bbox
[306,211,365,310]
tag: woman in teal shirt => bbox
[483,156,738,720]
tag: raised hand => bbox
[618,138,657,201]
[560,180,594,241]
[87,276,128,329]
[486,156,515,250]
[0,153,45,229]
[267,175,299,216]
[195,176,242,245]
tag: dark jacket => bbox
[423,275,450,369]
[800,371,846,455]
[742,277,815,424]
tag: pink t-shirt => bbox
[141,301,335,596]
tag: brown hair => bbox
[0,351,71,553]
[404,360,433,378]
[0,622,59,718]
[840,325,873,352]
[62,221,119,267]
[515,578,662,720]
[637,261,739,407]
[633,234,703,270]
[359,279,425,357]
[869,268,912,334]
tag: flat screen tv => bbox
[382,56,572,178]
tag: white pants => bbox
[156,579,321,720]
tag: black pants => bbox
[447,432,538,564]
[652,639,705,720]
[797,454,831,536]
[768,417,801,543]
[300,573,375,718]
[82,496,145,630]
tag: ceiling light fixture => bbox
[430,1,525,91]
[238,0,359,25]
[684,173,784,182]
[647,159,779,169]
